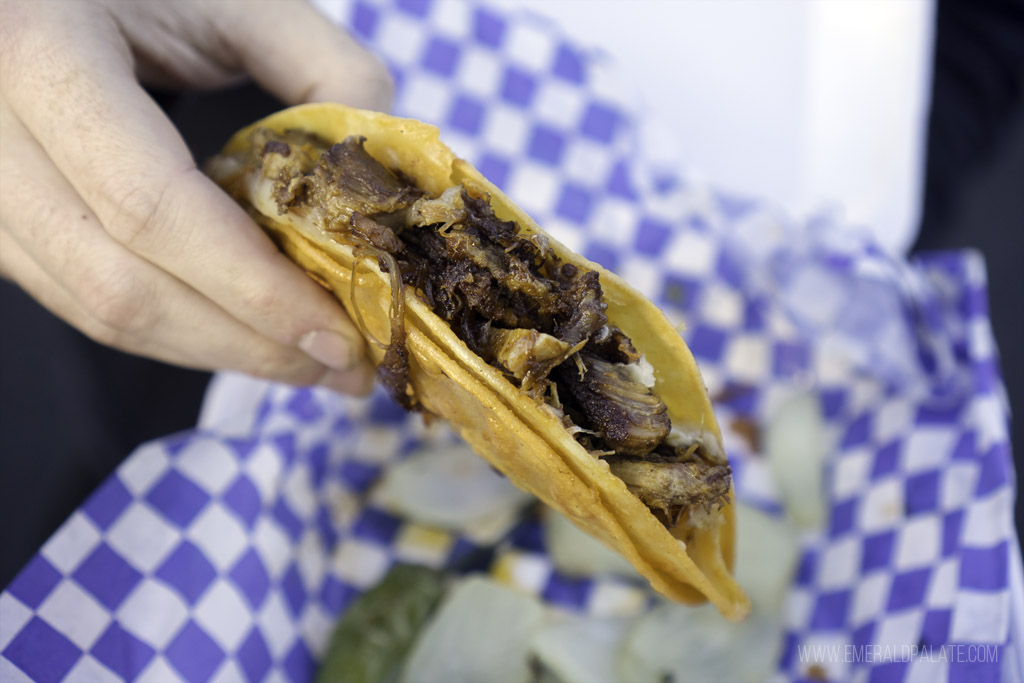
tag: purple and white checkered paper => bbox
[1,1,1017,682]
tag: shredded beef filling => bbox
[255,130,730,526]
[553,352,671,457]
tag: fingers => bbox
[0,200,375,396]
[0,2,371,377]
[210,0,394,110]
[0,105,374,395]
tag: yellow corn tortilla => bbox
[208,103,750,620]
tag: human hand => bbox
[0,0,392,394]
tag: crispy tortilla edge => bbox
[213,103,749,619]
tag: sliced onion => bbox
[542,507,640,579]
[734,503,800,614]
[765,391,828,529]
[616,602,784,683]
[399,576,548,683]
[372,443,533,536]
[621,355,657,389]
[530,616,632,683]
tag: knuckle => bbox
[107,184,161,248]
[240,287,286,326]
[101,166,194,252]
[80,264,156,337]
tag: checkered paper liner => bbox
[1,1,1017,681]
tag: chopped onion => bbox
[542,507,640,579]
[764,391,828,529]
[372,443,533,536]
[734,503,800,614]
[530,616,632,683]
[621,355,657,389]
[616,602,784,683]
[399,576,548,683]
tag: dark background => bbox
[2,1,1022,588]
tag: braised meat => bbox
[253,131,731,527]
[606,455,732,526]
[554,352,671,457]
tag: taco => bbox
[207,104,750,620]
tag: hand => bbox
[0,0,390,394]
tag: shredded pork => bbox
[254,130,731,525]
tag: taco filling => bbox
[252,129,730,529]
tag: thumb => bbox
[214,0,393,111]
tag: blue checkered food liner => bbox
[1,1,1017,682]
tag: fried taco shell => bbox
[208,104,750,620]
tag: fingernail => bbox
[299,330,360,371]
